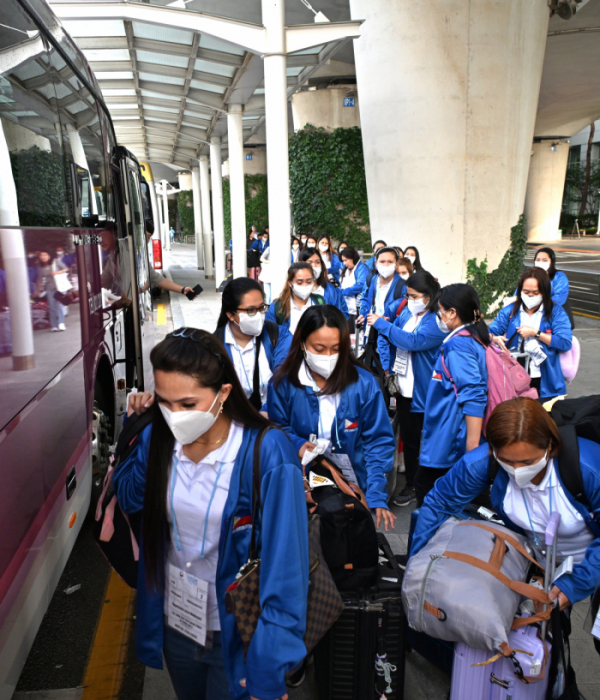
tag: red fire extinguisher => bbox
[152,239,163,270]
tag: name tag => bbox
[167,564,209,645]
[326,450,358,485]
[393,348,409,376]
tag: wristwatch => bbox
[181,286,185,295]
[535,330,541,339]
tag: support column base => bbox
[13,355,35,371]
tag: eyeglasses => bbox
[167,328,224,365]
[237,304,268,316]
[436,308,453,319]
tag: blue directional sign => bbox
[343,97,355,107]
[246,154,253,160]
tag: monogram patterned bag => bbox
[224,427,344,659]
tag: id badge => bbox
[326,450,358,485]
[393,348,409,376]
[167,564,209,645]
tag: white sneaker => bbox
[51,327,59,332]
[58,323,66,331]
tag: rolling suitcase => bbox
[314,533,406,700]
[449,512,560,700]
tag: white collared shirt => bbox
[503,459,594,565]
[298,361,339,441]
[341,268,358,314]
[519,306,545,379]
[224,323,272,405]
[375,278,393,315]
[289,297,313,335]
[442,324,467,344]
[165,421,244,630]
[395,312,424,398]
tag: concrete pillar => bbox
[227,104,247,280]
[262,0,291,297]
[66,124,97,214]
[349,0,550,285]
[210,136,226,287]
[199,155,213,279]
[291,88,360,131]
[0,119,35,370]
[191,166,204,269]
[524,141,570,243]
[161,181,170,252]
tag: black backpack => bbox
[213,322,280,410]
[306,455,379,591]
[92,410,152,588]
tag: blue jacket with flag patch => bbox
[419,331,488,469]
[267,366,395,509]
[113,426,309,700]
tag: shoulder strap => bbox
[265,320,279,348]
[311,293,326,305]
[249,426,271,560]
[213,325,226,344]
[557,424,587,507]
[393,277,403,301]
[396,298,408,317]
[114,410,153,465]
[248,335,263,411]
[274,299,284,325]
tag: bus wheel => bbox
[92,401,110,488]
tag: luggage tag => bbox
[392,348,409,376]
[167,564,209,646]
[552,555,573,583]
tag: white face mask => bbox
[376,263,395,279]
[304,347,339,379]
[318,243,329,253]
[307,242,316,248]
[237,311,264,337]
[159,391,222,445]
[436,315,450,333]
[292,244,299,251]
[311,264,322,277]
[408,298,428,315]
[495,451,548,488]
[292,283,313,300]
[405,254,416,264]
[301,238,307,244]
[534,260,551,272]
[521,293,543,310]
[399,273,410,280]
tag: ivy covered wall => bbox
[289,125,371,250]
[222,174,269,243]
[178,190,194,236]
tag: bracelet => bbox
[181,287,185,294]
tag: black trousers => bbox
[414,466,450,507]
[396,396,424,489]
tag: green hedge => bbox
[289,125,370,250]
[466,214,528,317]
[223,174,269,243]
[178,190,194,236]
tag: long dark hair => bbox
[274,262,314,320]
[534,247,557,280]
[299,247,328,288]
[143,329,269,590]
[511,267,553,321]
[340,246,360,281]
[438,283,490,346]
[406,270,440,312]
[273,305,363,395]
[317,234,333,255]
[404,246,423,272]
[217,277,264,328]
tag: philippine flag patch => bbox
[344,419,358,431]
[233,515,252,533]
[432,371,443,381]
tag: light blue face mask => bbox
[436,314,449,333]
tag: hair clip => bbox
[167,328,224,365]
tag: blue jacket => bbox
[340,261,368,300]
[359,273,403,319]
[374,309,448,413]
[267,367,395,509]
[365,257,376,272]
[323,252,342,280]
[551,271,569,307]
[265,294,324,334]
[489,302,572,399]
[411,439,600,606]
[113,426,309,700]
[420,332,488,469]
[322,284,349,319]
[250,239,269,254]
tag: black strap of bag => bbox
[249,426,270,560]
[546,605,580,700]
[248,335,263,411]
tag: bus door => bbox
[118,153,155,392]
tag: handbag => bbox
[53,268,73,294]
[224,427,345,660]
[385,372,403,398]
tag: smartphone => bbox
[185,284,203,300]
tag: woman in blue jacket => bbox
[298,247,349,319]
[339,246,368,332]
[317,234,342,282]
[534,246,574,328]
[368,271,447,507]
[490,267,572,400]
[267,305,396,531]
[250,230,269,255]
[266,262,325,335]
[417,283,489,505]
[213,278,291,413]
[412,397,600,612]
[115,329,308,700]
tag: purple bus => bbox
[0,1,155,694]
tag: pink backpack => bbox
[440,330,538,436]
[560,336,580,384]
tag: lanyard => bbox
[520,472,553,547]
[233,338,263,395]
[170,456,226,558]
[308,373,341,449]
